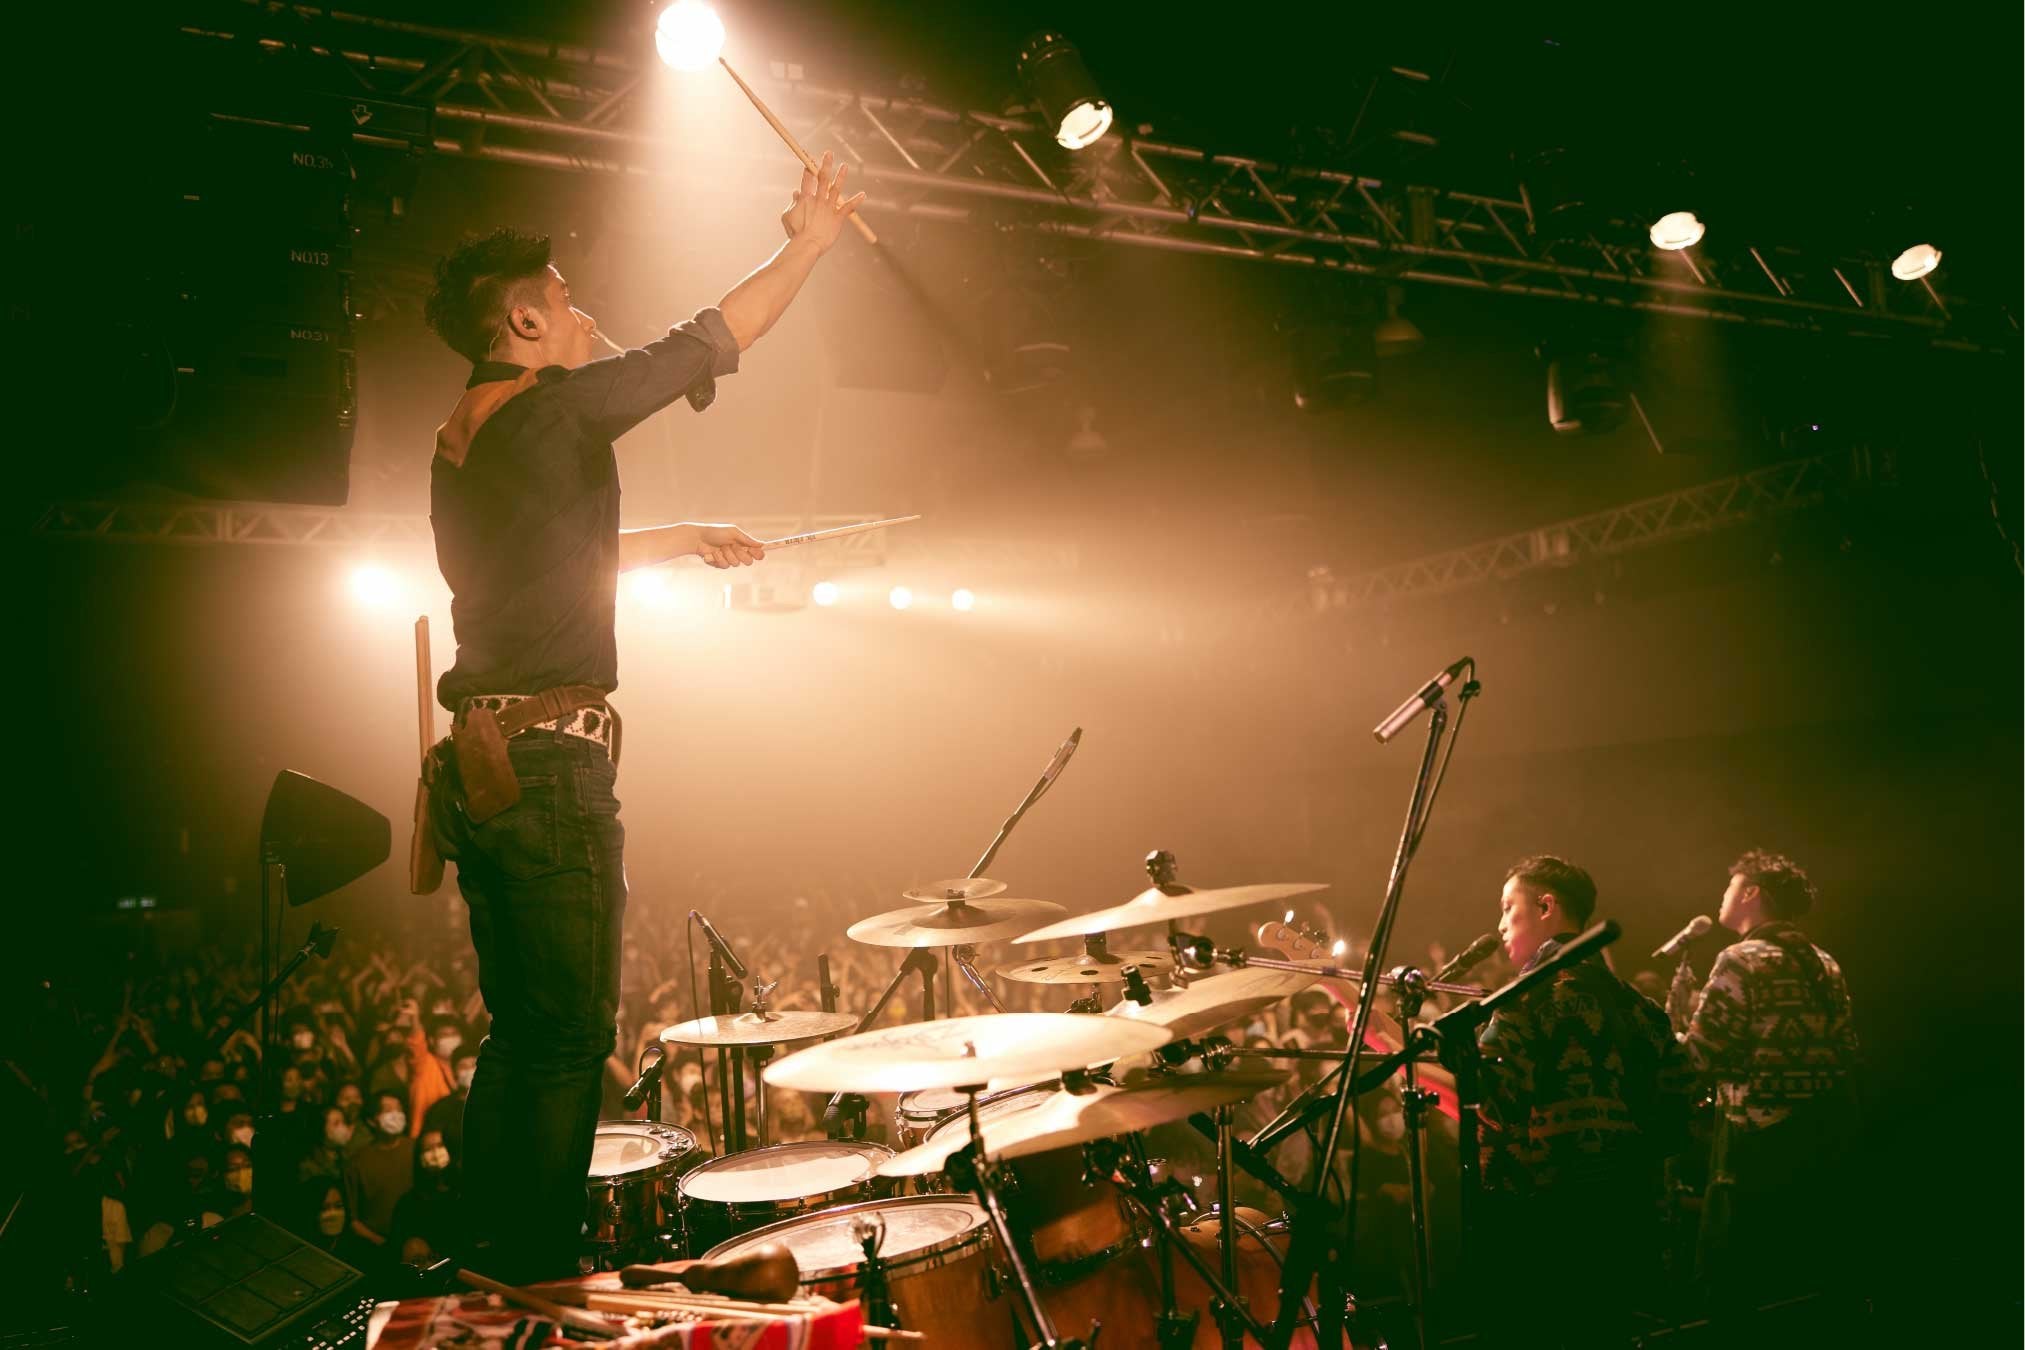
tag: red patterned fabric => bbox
[370,1278,865,1350]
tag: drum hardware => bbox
[1120,965,1156,1007]
[678,1139,896,1253]
[850,1214,903,1334]
[662,1002,859,1155]
[584,1120,703,1265]
[823,946,938,1141]
[943,1104,1086,1350]
[952,943,1005,1011]
[1064,993,1103,1014]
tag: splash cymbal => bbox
[660,1011,858,1048]
[848,897,1068,948]
[901,877,1009,903]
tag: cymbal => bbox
[901,877,1008,903]
[660,1011,858,1048]
[876,1071,1288,1177]
[1014,883,1328,944]
[761,1013,1171,1094]
[996,950,1174,986]
[1104,966,1320,1041]
[848,897,1068,948]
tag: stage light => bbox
[348,564,404,609]
[1016,31,1113,150]
[1542,341,1627,436]
[811,581,840,607]
[951,588,976,612]
[1891,243,1941,281]
[621,567,677,610]
[1373,286,1423,359]
[1649,211,1705,251]
[888,585,914,611]
[655,1,725,71]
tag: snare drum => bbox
[921,1085,1135,1276]
[679,1140,894,1253]
[894,1086,969,1147]
[584,1120,701,1259]
[703,1195,1020,1348]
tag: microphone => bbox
[1433,933,1499,984]
[1372,657,1472,744]
[690,909,747,980]
[1039,727,1083,789]
[622,1047,665,1110]
[1652,914,1714,960]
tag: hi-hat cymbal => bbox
[996,950,1175,986]
[1104,966,1320,1041]
[761,1013,1171,1094]
[901,877,1009,903]
[876,1071,1288,1177]
[1014,883,1328,944]
[848,897,1068,948]
[661,1011,858,1048]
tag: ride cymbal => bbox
[761,1012,1171,1094]
[1014,883,1327,944]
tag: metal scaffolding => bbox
[1311,450,1850,610]
[179,3,2011,350]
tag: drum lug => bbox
[985,1262,1005,1301]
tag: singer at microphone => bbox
[1652,914,1714,960]
[1435,932,1500,984]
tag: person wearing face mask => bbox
[299,1106,356,1184]
[298,1180,375,1270]
[423,1049,479,1156]
[1346,1090,1420,1302]
[401,999,462,1140]
[213,1145,256,1221]
[343,1092,415,1248]
[391,1128,468,1266]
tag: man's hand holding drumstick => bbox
[715,149,865,352]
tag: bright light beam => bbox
[811,581,841,607]
[888,586,914,611]
[951,588,976,612]
[348,564,405,610]
[1649,211,1705,251]
[655,1,725,71]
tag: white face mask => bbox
[326,1121,353,1147]
[291,1030,315,1050]
[317,1207,346,1237]
[229,1124,255,1146]
[378,1110,407,1137]
[421,1146,451,1171]
[455,1065,476,1090]
[434,1035,462,1059]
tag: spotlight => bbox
[888,585,914,611]
[1542,342,1627,436]
[348,564,404,609]
[811,581,841,607]
[951,588,976,612]
[1287,321,1375,412]
[1016,31,1113,150]
[1372,286,1423,359]
[1648,211,1705,251]
[655,0,725,72]
[1891,243,1942,281]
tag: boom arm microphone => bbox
[1372,658,1472,744]
[622,1047,665,1110]
[1652,914,1714,960]
[1433,933,1500,984]
[690,909,747,980]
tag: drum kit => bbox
[579,849,1405,1349]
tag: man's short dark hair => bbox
[1731,849,1817,918]
[1504,854,1597,927]
[424,228,554,364]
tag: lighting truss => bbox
[180,3,2013,350]
[1317,450,1853,609]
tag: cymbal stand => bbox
[746,979,779,1148]
[707,951,747,1152]
[823,947,938,1140]
[944,1088,1084,1350]
[1390,966,1434,1349]
[1088,1133,1270,1344]
[1122,1132,1199,1350]
[951,943,1004,1012]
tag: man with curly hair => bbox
[420,154,864,1280]
[1675,850,1861,1324]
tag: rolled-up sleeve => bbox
[562,306,742,440]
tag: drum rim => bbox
[700,1193,991,1282]
[921,1081,1053,1149]
[588,1118,699,1178]
[678,1138,895,1205]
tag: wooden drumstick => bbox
[758,514,921,551]
[458,1269,620,1340]
[717,56,878,244]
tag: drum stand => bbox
[944,1089,1089,1350]
[824,947,939,1140]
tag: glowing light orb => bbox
[622,568,677,610]
[1055,99,1113,150]
[951,588,976,612]
[655,1,725,72]
[1891,243,1941,281]
[811,581,841,607]
[348,564,404,609]
[888,585,914,611]
[1648,211,1705,251]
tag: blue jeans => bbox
[430,729,626,1281]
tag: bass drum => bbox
[583,1120,701,1262]
[678,1139,893,1253]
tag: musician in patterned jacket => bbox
[1674,850,1861,1322]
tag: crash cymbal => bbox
[1104,966,1320,1041]
[761,1013,1172,1095]
[876,1071,1288,1177]
[996,950,1175,986]
[660,1010,858,1048]
[1014,883,1328,944]
[901,877,1009,903]
[848,897,1068,948]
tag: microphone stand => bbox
[707,951,745,1152]
[823,947,939,1140]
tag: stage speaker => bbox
[122,1213,375,1348]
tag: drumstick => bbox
[718,56,878,244]
[413,617,433,760]
[458,1269,621,1340]
[758,514,920,551]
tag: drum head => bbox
[924,1085,1051,1150]
[589,1121,696,1178]
[680,1140,891,1204]
[897,1086,970,1123]
[703,1195,989,1282]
